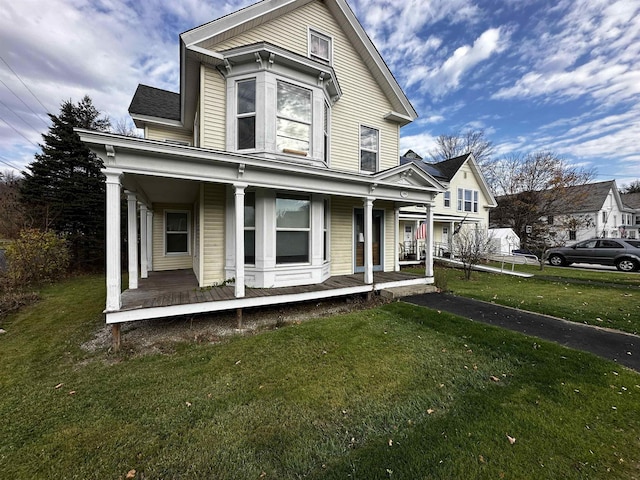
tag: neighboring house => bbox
[622,192,640,239]
[488,228,520,255]
[78,0,445,331]
[491,180,639,245]
[397,152,497,262]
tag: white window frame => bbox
[443,191,451,208]
[276,80,312,156]
[236,78,257,151]
[359,124,379,173]
[457,188,478,213]
[275,194,311,265]
[164,210,190,255]
[309,28,332,64]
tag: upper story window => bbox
[457,188,478,213]
[443,191,451,208]
[237,79,256,150]
[309,29,331,63]
[360,125,379,173]
[277,81,312,155]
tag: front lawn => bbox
[408,265,640,335]
[0,275,639,479]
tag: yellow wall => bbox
[152,203,194,271]
[201,183,226,285]
[146,124,193,145]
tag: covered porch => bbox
[112,269,431,324]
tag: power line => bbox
[0,77,49,127]
[0,97,44,137]
[0,154,23,172]
[0,54,50,116]
[0,115,39,148]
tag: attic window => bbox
[309,29,331,63]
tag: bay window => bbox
[236,79,256,150]
[276,194,310,263]
[277,81,312,154]
[244,191,255,264]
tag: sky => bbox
[1,0,639,189]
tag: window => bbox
[323,102,330,164]
[165,211,189,254]
[360,126,378,172]
[443,226,449,236]
[276,194,310,263]
[598,239,622,248]
[443,191,451,208]
[244,192,255,264]
[237,79,256,150]
[602,211,607,223]
[569,230,576,240]
[309,29,331,63]
[277,81,312,155]
[457,188,478,213]
[323,199,329,261]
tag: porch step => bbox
[379,284,437,299]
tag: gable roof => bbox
[129,85,181,125]
[399,153,470,182]
[551,180,618,213]
[178,0,417,127]
[622,192,640,209]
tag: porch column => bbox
[449,221,455,258]
[415,219,421,260]
[394,207,400,271]
[104,170,122,311]
[146,210,153,271]
[234,183,247,298]
[425,202,434,278]
[139,203,148,279]
[126,191,138,289]
[364,197,374,284]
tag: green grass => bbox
[1,275,640,479]
[408,265,640,335]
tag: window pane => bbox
[237,79,256,114]
[311,34,329,60]
[167,233,188,253]
[166,212,187,232]
[360,126,378,151]
[276,197,310,228]
[276,231,309,263]
[277,82,311,122]
[244,230,255,264]
[244,192,255,227]
[360,151,376,172]
[277,118,310,152]
[238,116,255,149]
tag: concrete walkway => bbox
[403,292,640,372]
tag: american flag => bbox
[416,222,427,239]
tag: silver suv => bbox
[546,238,640,272]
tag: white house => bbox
[78,0,446,343]
[397,152,497,262]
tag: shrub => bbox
[5,229,70,287]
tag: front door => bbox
[354,209,383,272]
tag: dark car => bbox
[545,238,640,272]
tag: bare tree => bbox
[453,225,496,280]
[112,117,141,137]
[428,129,494,167]
[620,180,640,194]
[489,152,595,255]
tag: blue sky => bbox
[1,0,639,188]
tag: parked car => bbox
[545,238,640,272]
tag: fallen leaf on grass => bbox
[479,455,485,463]
[185,401,192,407]
[490,376,500,382]
[388,439,393,447]
[54,383,64,389]
[69,391,76,395]
[427,409,435,415]
[126,469,136,479]
[506,434,516,445]
[235,360,241,365]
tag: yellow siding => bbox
[447,165,491,225]
[202,183,226,285]
[152,204,194,271]
[201,65,226,150]
[146,124,193,144]
[208,1,399,172]
[330,197,355,275]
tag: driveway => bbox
[404,292,640,372]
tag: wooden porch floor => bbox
[109,269,432,323]
[120,269,426,312]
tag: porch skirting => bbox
[107,270,432,324]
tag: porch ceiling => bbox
[125,175,200,205]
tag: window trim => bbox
[308,28,332,64]
[236,78,257,151]
[276,80,312,156]
[164,210,190,255]
[457,188,479,213]
[275,194,311,264]
[359,124,379,173]
[244,191,256,265]
[443,191,451,208]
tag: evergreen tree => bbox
[20,96,110,270]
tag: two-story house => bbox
[397,152,496,261]
[78,0,445,341]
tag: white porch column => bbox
[146,210,153,272]
[425,202,435,278]
[415,219,421,260]
[449,221,455,258]
[139,203,148,279]
[126,191,138,290]
[394,207,400,271]
[234,183,247,298]
[364,197,374,284]
[104,171,122,311]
